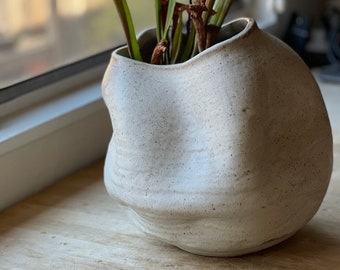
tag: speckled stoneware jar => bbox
[102,18,333,257]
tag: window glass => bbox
[0,0,154,88]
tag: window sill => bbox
[0,76,112,211]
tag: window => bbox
[0,1,155,210]
[0,0,154,89]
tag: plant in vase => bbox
[113,0,233,64]
[102,0,333,257]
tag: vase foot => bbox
[174,232,296,257]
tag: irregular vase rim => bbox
[111,17,256,69]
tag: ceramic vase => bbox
[101,18,333,257]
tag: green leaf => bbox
[203,0,216,25]
[113,0,143,61]
[162,0,177,39]
[180,24,196,62]
[170,12,183,64]
[154,0,163,42]
[209,0,233,27]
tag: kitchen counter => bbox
[0,79,339,269]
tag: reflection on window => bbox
[0,0,154,88]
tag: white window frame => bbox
[0,51,114,211]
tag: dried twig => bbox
[181,0,208,53]
[151,39,169,64]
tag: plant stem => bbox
[155,0,163,42]
[112,0,143,61]
[179,22,195,62]
[170,11,183,63]
[151,39,168,64]
[190,2,208,52]
[203,0,216,25]
[209,0,233,28]
[163,0,177,40]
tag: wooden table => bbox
[1,80,339,269]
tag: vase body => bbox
[102,18,333,257]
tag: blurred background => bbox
[0,0,339,89]
[238,0,340,82]
[0,0,154,88]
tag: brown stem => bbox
[186,1,208,53]
[151,39,168,64]
[206,24,220,49]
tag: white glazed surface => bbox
[102,18,333,256]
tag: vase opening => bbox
[216,18,252,43]
[115,18,253,63]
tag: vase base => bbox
[130,209,297,257]
[173,232,295,257]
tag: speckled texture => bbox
[101,18,333,257]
